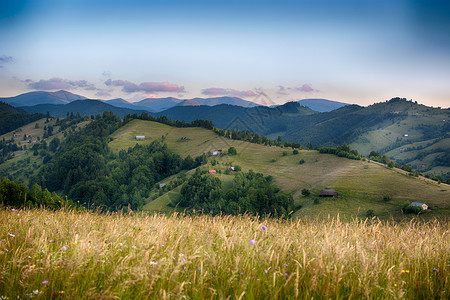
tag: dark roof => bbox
[319,189,338,196]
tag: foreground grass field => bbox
[1,208,448,299]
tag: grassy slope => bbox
[109,120,450,220]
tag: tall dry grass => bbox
[1,208,448,299]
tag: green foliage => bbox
[0,102,45,135]
[383,194,392,202]
[298,159,305,164]
[227,146,237,155]
[301,188,310,196]
[0,178,73,209]
[178,170,294,218]
[317,144,361,160]
[402,203,423,215]
[293,149,299,155]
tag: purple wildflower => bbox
[283,263,288,267]
[41,280,49,285]
[11,208,16,212]
[261,225,267,231]
[432,268,439,273]
[61,246,67,251]
[7,232,15,237]
[250,239,256,245]
[285,273,289,277]
[264,269,268,274]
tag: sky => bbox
[1,0,449,107]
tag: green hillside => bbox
[109,119,450,220]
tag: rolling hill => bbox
[109,119,450,220]
[0,101,45,135]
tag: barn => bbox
[319,189,338,197]
[208,170,217,174]
[136,135,145,140]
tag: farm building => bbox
[211,151,221,156]
[319,189,338,197]
[411,202,428,210]
[208,170,217,174]
[136,135,145,140]
[158,183,166,189]
[229,167,235,171]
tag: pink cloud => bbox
[201,88,257,98]
[296,84,318,93]
[105,79,185,93]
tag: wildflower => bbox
[283,264,288,267]
[394,284,397,287]
[150,261,157,265]
[41,280,49,285]
[11,209,15,212]
[284,273,289,277]
[261,225,267,231]
[432,268,438,273]
[7,232,15,237]
[61,246,67,251]
[401,270,410,274]
[250,239,256,245]
[264,269,268,274]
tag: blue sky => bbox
[1,0,449,107]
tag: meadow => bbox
[1,207,448,299]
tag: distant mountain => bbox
[297,98,350,112]
[134,97,183,112]
[0,102,45,135]
[176,100,202,107]
[191,97,260,108]
[104,98,155,112]
[20,100,147,118]
[0,90,87,107]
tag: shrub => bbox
[365,209,375,218]
[301,189,310,196]
[383,194,391,202]
[299,159,305,165]
[293,149,299,155]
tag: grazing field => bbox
[1,208,448,299]
[109,120,450,220]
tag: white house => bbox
[136,135,145,140]
[411,202,428,210]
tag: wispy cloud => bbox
[105,79,185,93]
[27,77,96,91]
[95,90,112,97]
[296,84,318,93]
[201,88,257,98]
[0,55,13,68]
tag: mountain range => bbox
[1,91,448,178]
[0,90,348,113]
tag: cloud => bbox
[27,77,97,91]
[296,84,318,93]
[105,79,185,93]
[0,55,13,68]
[95,90,112,97]
[277,85,289,95]
[201,88,257,98]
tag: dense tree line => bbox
[0,178,74,209]
[213,127,301,148]
[317,144,362,160]
[124,112,214,130]
[177,169,294,218]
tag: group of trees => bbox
[123,112,214,130]
[177,169,294,218]
[317,144,362,160]
[213,127,302,149]
[0,178,74,209]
